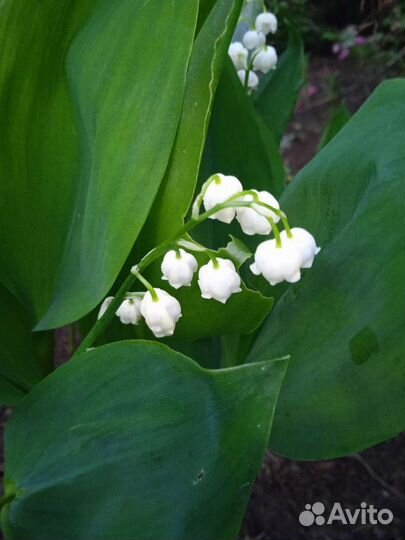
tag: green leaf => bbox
[254,25,306,144]
[318,101,351,150]
[0,284,53,406]
[248,79,405,459]
[201,60,285,198]
[169,276,273,341]
[141,0,244,249]
[2,341,288,540]
[0,0,198,329]
[217,236,252,267]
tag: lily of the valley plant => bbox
[0,1,403,539]
[95,173,320,342]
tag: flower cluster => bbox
[98,173,319,339]
[228,11,278,92]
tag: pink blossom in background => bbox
[355,35,367,46]
[338,48,350,61]
[332,43,341,54]
[306,84,318,97]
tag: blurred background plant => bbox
[265,0,405,65]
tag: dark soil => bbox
[241,435,405,540]
[282,55,402,175]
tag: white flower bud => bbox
[97,296,114,319]
[250,239,301,285]
[253,45,278,73]
[281,228,321,269]
[161,249,198,289]
[236,190,280,235]
[255,12,277,35]
[198,258,242,304]
[140,288,181,338]
[228,41,248,70]
[243,30,266,50]
[116,297,142,325]
[237,69,259,90]
[203,173,243,223]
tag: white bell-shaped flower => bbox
[203,173,243,223]
[161,249,198,289]
[116,297,142,325]
[140,288,181,338]
[281,227,321,269]
[198,258,241,304]
[97,296,114,319]
[236,190,280,235]
[243,30,266,50]
[250,239,301,285]
[255,12,278,35]
[253,45,278,73]
[237,69,259,90]
[228,41,248,70]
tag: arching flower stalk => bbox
[82,173,319,351]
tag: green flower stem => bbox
[280,214,293,237]
[131,268,159,302]
[268,217,282,247]
[75,190,293,355]
[206,251,220,268]
[75,197,257,356]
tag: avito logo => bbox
[299,502,393,527]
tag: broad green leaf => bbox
[254,25,306,144]
[2,341,288,540]
[141,0,244,249]
[248,79,405,459]
[201,60,285,198]
[318,101,351,150]
[0,0,198,329]
[168,275,273,341]
[196,0,217,32]
[0,284,53,406]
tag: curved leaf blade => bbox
[201,60,285,198]
[318,101,351,150]
[0,0,198,329]
[0,284,52,406]
[254,25,306,144]
[142,0,244,249]
[249,79,405,459]
[2,341,288,540]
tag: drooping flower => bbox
[116,297,142,325]
[228,41,248,70]
[281,228,321,269]
[203,173,243,223]
[198,258,241,304]
[253,45,278,73]
[255,12,278,35]
[161,249,198,289]
[236,190,280,235]
[237,69,259,90]
[250,239,301,285]
[140,288,181,338]
[243,30,266,50]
